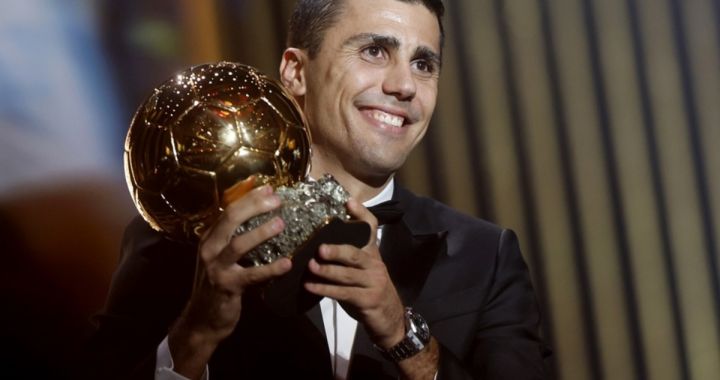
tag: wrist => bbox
[376,313,407,350]
[375,307,431,362]
[178,297,237,345]
[168,322,219,358]
[168,307,228,357]
[167,322,219,379]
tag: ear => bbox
[279,48,307,97]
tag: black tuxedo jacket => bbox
[88,185,550,379]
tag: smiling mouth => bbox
[370,109,405,128]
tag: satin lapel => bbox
[379,220,447,306]
[297,302,333,378]
[305,301,326,340]
[348,324,398,379]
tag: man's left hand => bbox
[304,198,406,349]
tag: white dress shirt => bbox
[155,180,395,380]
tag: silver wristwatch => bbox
[377,307,431,362]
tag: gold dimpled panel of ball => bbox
[124,62,311,242]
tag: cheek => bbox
[418,82,438,114]
[340,63,383,94]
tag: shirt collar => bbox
[362,178,394,208]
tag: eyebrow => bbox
[343,32,400,50]
[342,32,442,67]
[414,45,442,69]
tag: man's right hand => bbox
[167,184,292,379]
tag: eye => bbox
[361,45,387,61]
[366,46,382,57]
[412,60,437,77]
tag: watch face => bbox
[408,309,431,343]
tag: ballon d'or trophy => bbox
[124,62,370,315]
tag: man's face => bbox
[301,0,441,183]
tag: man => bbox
[90,0,550,378]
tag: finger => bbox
[216,216,285,265]
[304,281,358,302]
[200,185,281,260]
[216,185,281,240]
[318,244,380,269]
[239,257,292,287]
[308,258,367,286]
[345,198,379,247]
[221,175,256,208]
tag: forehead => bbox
[326,0,441,52]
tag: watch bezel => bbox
[407,308,430,343]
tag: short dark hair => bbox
[287,0,445,58]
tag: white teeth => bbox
[371,110,404,127]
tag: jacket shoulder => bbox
[396,186,505,248]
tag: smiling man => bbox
[283,1,440,198]
[90,0,550,379]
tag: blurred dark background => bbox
[0,0,718,379]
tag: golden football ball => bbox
[124,62,311,241]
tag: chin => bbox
[356,159,404,181]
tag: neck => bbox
[310,158,393,203]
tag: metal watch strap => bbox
[377,307,430,362]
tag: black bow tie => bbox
[368,200,404,225]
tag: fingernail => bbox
[318,244,329,258]
[308,258,318,271]
[273,217,284,231]
[267,195,281,207]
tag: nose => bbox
[382,61,417,101]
